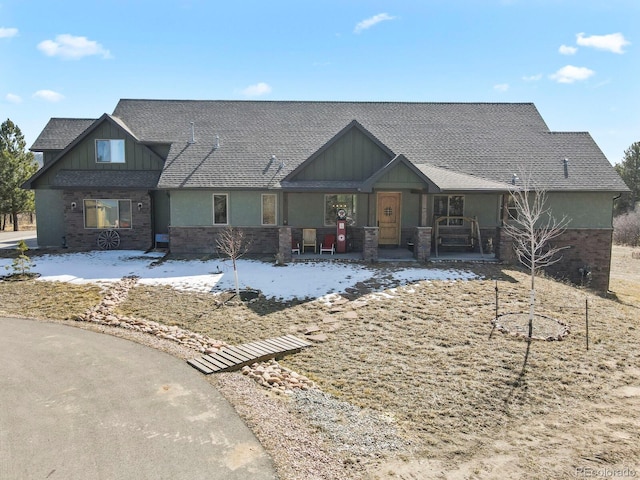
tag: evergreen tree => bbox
[0,119,38,231]
[614,141,640,214]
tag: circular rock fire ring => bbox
[493,312,570,341]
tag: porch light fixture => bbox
[71,202,77,210]
[137,202,143,211]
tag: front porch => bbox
[280,226,499,264]
[288,248,498,264]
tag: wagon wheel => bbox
[97,230,121,250]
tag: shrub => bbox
[613,210,640,246]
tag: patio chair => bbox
[302,228,317,253]
[319,234,336,255]
[292,238,300,255]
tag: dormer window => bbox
[96,139,125,163]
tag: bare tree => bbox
[215,226,250,299]
[502,171,571,341]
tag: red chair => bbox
[319,234,336,255]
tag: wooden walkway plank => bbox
[284,334,313,347]
[201,354,231,370]
[248,341,279,355]
[234,343,269,358]
[187,335,313,375]
[216,350,247,365]
[261,337,302,352]
[223,346,255,363]
[187,358,215,374]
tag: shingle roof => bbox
[36,100,628,192]
[30,118,95,151]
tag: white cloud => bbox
[241,82,272,97]
[559,44,577,55]
[354,13,396,34]
[493,83,509,92]
[522,74,543,82]
[33,90,65,102]
[5,93,22,103]
[37,34,112,60]
[576,32,630,54]
[0,27,18,38]
[549,65,595,84]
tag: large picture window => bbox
[213,194,228,225]
[84,199,132,229]
[96,139,125,163]
[324,194,357,226]
[262,194,277,225]
[433,195,464,226]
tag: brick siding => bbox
[62,190,152,250]
[498,227,613,292]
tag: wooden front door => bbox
[377,192,401,245]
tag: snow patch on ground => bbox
[1,250,480,300]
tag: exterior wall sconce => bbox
[71,202,77,210]
[137,202,143,211]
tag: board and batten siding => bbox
[292,127,391,181]
[30,122,165,188]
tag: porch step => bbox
[187,334,313,374]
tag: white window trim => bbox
[261,193,277,226]
[95,139,126,164]
[212,193,229,225]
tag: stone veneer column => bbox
[279,226,293,263]
[413,226,432,262]
[363,227,379,262]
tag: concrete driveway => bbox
[0,230,38,250]
[0,317,276,480]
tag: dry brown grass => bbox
[1,249,638,479]
[0,280,101,320]
[115,258,640,478]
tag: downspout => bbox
[612,193,622,227]
[148,190,155,252]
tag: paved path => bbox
[0,317,277,480]
[0,229,38,249]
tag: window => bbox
[84,199,132,229]
[262,194,277,225]
[433,195,464,226]
[501,194,518,221]
[324,194,357,226]
[213,194,228,224]
[96,139,125,163]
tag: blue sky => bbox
[1,0,637,164]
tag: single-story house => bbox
[25,100,628,292]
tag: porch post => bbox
[278,226,293,263]
[363,227,379,262]
[413,226,432,262]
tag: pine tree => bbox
[0,119,38,231]
[614,141,640,214]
